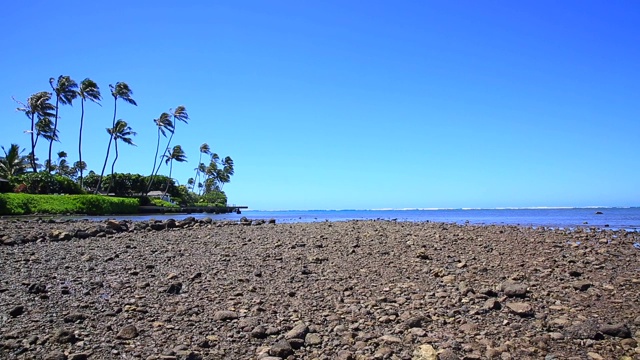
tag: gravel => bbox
[1,218,639,359]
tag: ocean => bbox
[65,207,640,231]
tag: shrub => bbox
[11,172,82,195]
[0,193,139,215]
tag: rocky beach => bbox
[1,217,639,360]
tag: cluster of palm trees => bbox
[5,75,234,198]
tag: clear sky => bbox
[1,1,639,210]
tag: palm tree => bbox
[153,106,188,187]
[162,145,187,196]
[106,120,136,194]
[145,113,174,193]
[192,143,211,192]
[14,92,55,172]
[77,78,102,188]
[49,75,78,172]
[0,144,28,179]
[95,82,137,194]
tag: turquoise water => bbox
[65,207,640,230]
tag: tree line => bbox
[1,75,234,203]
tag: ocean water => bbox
[65,207,640,230]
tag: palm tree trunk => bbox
[193,153,203,192]
[154,121,179,185]
[48,97,60,173]
[95,136,113,194]
[107,139,119,195]
[30,113,37,172]
[78,99,85,189]
[145,129,162,194]
[163,159,173,197]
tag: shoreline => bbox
[1,219,639,359]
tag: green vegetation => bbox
[0,193,138,215]
[3,76,237,215]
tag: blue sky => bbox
[1,1,639,210]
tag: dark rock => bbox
[53,329,78,344]
[269,340,294,358]
[483,298,501,311]
[165,219,177,229]
[268,218,276,224]
[599,323,631,338]
[288,338,305,349]
[250,325,267,339]
[167,283,182,295]
[68,353,91,360]
[27,283,48,294]
[9,305,25,317]
[566,320,604,340]
[74,230,91,239]
[404,316,425,328]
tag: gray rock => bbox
[502,282,528,297]
[53,328,78,344]
[284,323,309,340]
[116,324,139,339]
[63,312,88,323]
[304,333,322,346]
[213,310,239,321]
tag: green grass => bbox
[149,198,179,208]
[0,193,139,215]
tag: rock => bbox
[599,323,631,338]
[337,350,354,360]
[53,328,78,344]
[9,305,25,317]
[506,302,534,317]
[105,220,122,231]
[566,320,604,340]
[116,324,139,339]
[268,218,276,224]
[304,333,322,346]
[412,344,438,360]
[250,325,267,339]
[483,298,501,311]
[44,351,67,360]
[379,334,402,343]
[68,353,91,360]
[269,340,294,358]
[437,349,460,360]
[63,312,88,323]
[288,338,305,349]
[587,352,604,360]
[166,282,182,295]
[213,310,239,321]
[502,282,528,297]
[404,315,425,328]
[285,323,309,340]
[572,281,592,291]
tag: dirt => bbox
[0,217,639,359]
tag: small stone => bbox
[599,323,631,338]
[572,281,592,291]
[116,325,139,339]
[44,351,67,360]
[502,282,528,298]
[166,283,182,295]
[269,340,294,358]
[506,302,534,317]
[64,313,88,323]
[412,344,437,360]
[379,334,402,343]
[68,353,91,360]
[437,349,459,360]
[250,325,267,339]
[304,333,322,346]
[586,352,604,360]
[9,305,25,317]
[285,323,309,340]
[483,298,501,311]
[337,350,354,360]
[213,310,238,321]
[53,328,78,344]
